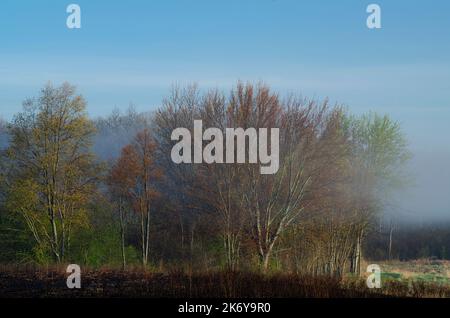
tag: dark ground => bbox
[0,267,448,298]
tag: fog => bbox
[0,118,8,149]
[92,107,153,161]
[1,110,449,224]
[391,149,450,223]
[90,108,450,224]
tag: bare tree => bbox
[112,129,162,266]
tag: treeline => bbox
[365,222,450,261]
[0,82,411,276]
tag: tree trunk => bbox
[190,223,195,268]
[350,229,363,276]
[145,208,150,266]
[261,242,276,272]
[141,204,146,266]
[119,199,126,270]
[388,226,394,260]
[355,230,363,276]
[50,211,60,263]
[262,253,270,271]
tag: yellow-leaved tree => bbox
[5,82,100,263]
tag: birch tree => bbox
[114,129,162,266]
[107,153,135,270]
[5,82,98,262]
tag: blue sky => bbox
[0,1,449,218]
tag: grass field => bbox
[375,260,450,285]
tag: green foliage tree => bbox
[4,82,100,263]
[344,112,411,274]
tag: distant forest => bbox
[0,82,447,277]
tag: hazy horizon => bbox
[1,0,449,221]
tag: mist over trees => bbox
[0,81,435,276]
[0,117,8,150]
[366,221,450,261]
[94,106,153,161]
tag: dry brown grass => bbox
[0,266,449,298]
